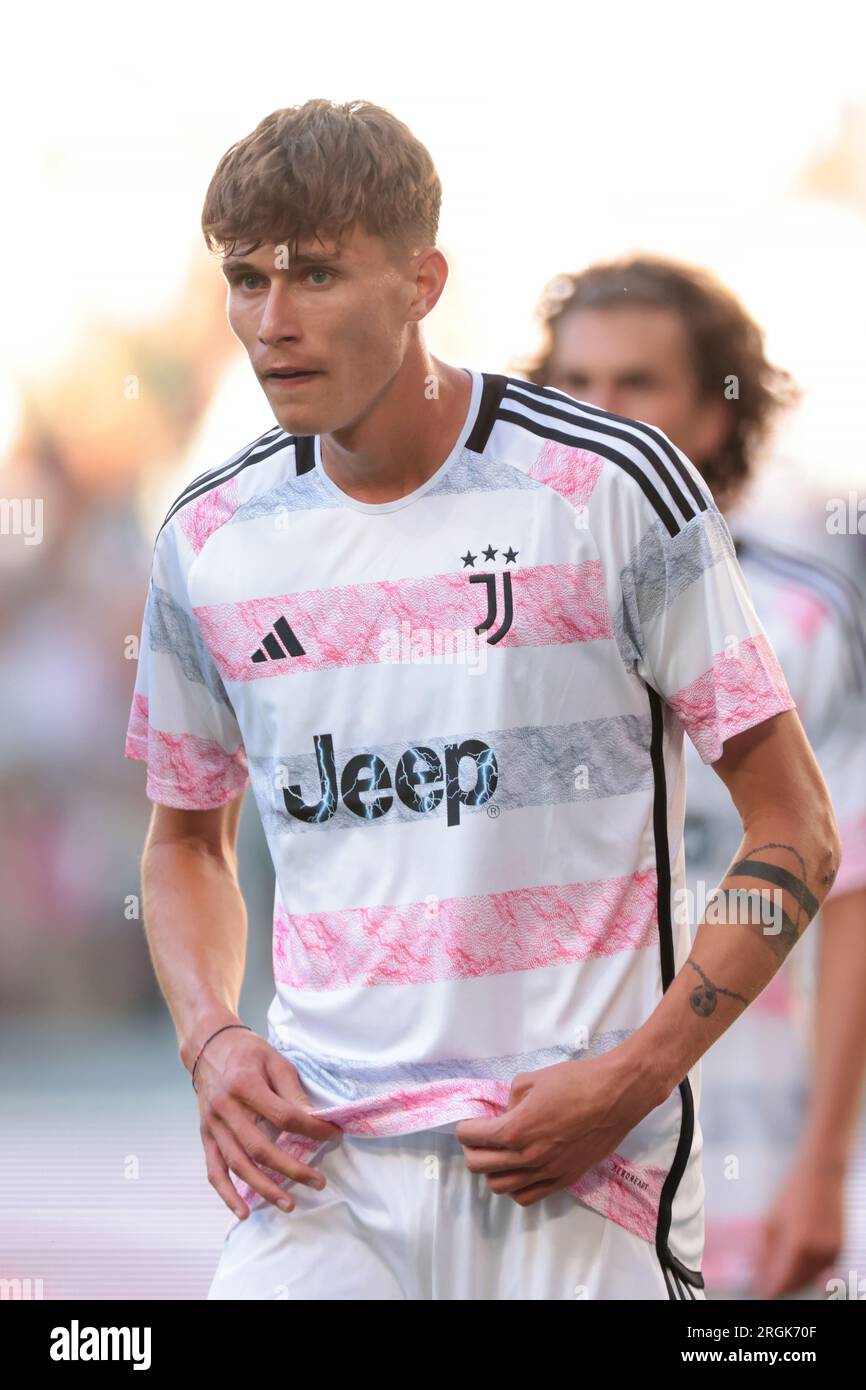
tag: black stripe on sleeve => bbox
[465,373,511,455]
[165,426,284,514]
[157,432,294,540]
[495,406,681,536]
[294,435,316,475]
[504,378,707,527]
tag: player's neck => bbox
[318,354,471,505]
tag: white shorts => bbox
[207,1122,705,1300]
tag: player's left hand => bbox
[454,1050,660,1205]
[751,1151,844,1299]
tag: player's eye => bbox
[228,272,265,290]
[305,268,334,286]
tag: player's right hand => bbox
[194,1028,344,1219]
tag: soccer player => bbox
[524,252,866,1298]
[125,101,841,1300]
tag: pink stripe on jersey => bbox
[229,1078,667,1246]
[177,476,241,556]
[571,1150,668,1243]
[124,719,248,808]
[193,561,612,682]
[667,632,796,763]
[125,692,150,749]
[528,440,605,510]
[273,870,659,990]
[496,562,612,646]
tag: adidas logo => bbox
[252,615,305,663]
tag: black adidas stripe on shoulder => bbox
[157,427,293,540]
[487,375,711,537]
[167,425,284,514]
[293,435,316,475]
[465,373,512,456]
[736,535,866,689]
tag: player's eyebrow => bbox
[221,249,344,278]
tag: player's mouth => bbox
[263,369,322,390]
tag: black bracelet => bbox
[191,1023,252,1092]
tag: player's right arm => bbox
[140,794,343,1220]
[126,503,342,1219]
[143,795,247,1079]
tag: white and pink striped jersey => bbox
[124,367,796,1291]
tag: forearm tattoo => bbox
[725,840,819,962]
[685,957,749,1017]
[686,839,828,1018]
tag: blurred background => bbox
[2,0,865,1299]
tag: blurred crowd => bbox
[0,256,269,1020]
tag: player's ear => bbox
[407,244,449,322]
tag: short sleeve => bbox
[610,458,796,764]
[124,517,249,809]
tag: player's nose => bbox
[257,283,302,344]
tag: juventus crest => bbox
[463,541,519,646]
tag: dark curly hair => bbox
[512,254,802,509]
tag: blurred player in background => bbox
[516,254,866,1298]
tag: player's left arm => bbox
[747,881,866,1297]
[454,706,841,1203]
[800,884,866,1174]
[633,706,841,1095]
[801,644,866,1177]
